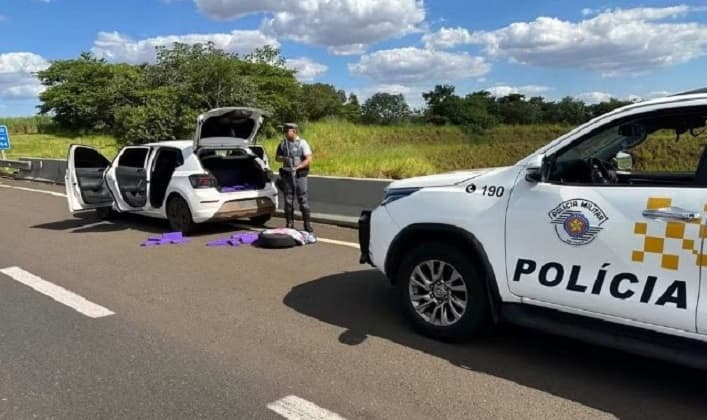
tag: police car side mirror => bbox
[615,151,633,171]
[526,167,542,183]
[525,155,544,183]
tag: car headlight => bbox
[380,187,421,206]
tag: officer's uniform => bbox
[277,125,313,232]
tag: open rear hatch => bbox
[194,107,266,150]
[198,148,269,193]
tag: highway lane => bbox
[1,178,706,419]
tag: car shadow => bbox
[31,212,278,236]
[284,269,707,419]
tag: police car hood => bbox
[387,167,500,189]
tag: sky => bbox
[1,0,707,116]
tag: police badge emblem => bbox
[548,199,608,246]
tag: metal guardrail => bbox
[0,159,31,170]
[5,157,391,228]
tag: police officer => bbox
[276,123,313,232]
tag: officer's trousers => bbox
[281,173,310,217]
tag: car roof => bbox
[143,140,193,149]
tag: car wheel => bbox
[254,231,299,248]
[397,242,489,341]
[95,207,116,220]
[249,214,272,226]
[166,196,196,235]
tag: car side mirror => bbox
[615,151,633,171]
[525,155,544,183]
[526,167,542,183]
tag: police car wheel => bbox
[397,243,489,341]
[167,196,196,235]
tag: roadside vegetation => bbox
[4,118,697,179]
[1,42,693,179]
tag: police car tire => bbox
[256,231,299,249]
[397,243,489,341]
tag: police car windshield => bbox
[559,125,637,161]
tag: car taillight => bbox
[189,174,217,189]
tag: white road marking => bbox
[0,183,67,197]
[267,395,346,420]
[317,238,359,249]
[0,182,361,249]
[0,266,115,318]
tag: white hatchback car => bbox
[65,107,278,234]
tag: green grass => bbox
[4,133,120,161]
[0,116,54,134]
[262,121,569,178]
[4,120,702,179]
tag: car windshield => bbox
[558,125,641,161]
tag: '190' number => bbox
[482,185,504,197]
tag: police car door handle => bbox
[642,208,702,222]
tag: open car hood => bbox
[194,107,266,150]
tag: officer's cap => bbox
[283,122,298,131]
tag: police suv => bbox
[359,88,707,368]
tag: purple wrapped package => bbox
[141,232,190,247]
[205,232,259,247]
[220,184,258,193]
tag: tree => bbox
[555,97,587,125]
[422,85,496,129]
[494,94,543,125]
[422,84,456,124]
[37,53,146,132]
[587,98,634,119]
[113,87,181,145]
[361,93,410,125]
[301,83,345,120]
[342,93,361,121]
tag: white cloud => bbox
[576,91,679,103]
[91,30,279,64]
[349,47,490,84]
[468,6,707,76]
[0,52,49,100]
[485,84,550,97]
[194,0,425,55]
[285,57,327,82]
[648,90,673,98]
[576,91,614,104]
[422,27,473,49]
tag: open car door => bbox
[104,146,152,212]
[65,145,114,213]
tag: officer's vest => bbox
[280,139,309,177]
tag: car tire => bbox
[396,242,490,341]
[95,207,116,220]
[255,231,299,249]
[249,214,272,226]
[166,196,196,235]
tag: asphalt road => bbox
[1,178,706,419]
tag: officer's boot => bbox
[302,209,314,233]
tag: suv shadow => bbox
[284,269,707,419]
